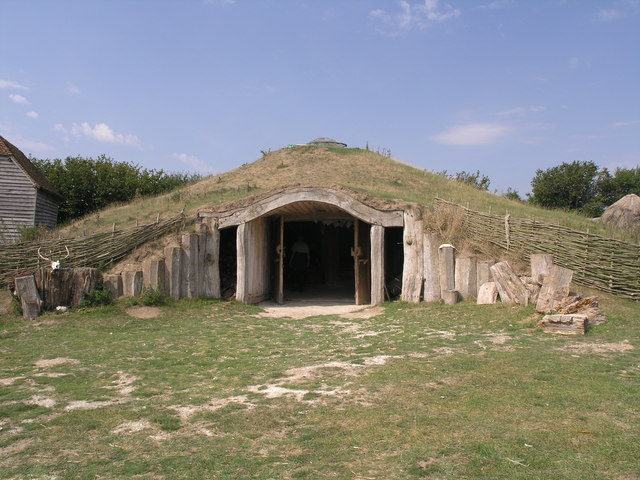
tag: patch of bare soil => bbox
[340,306,385,320]
[257,303,367,320]
[0,288,13,316]
[0,438,33,458]
[0,376,25,386]
[104,371,140,395]
[558,341,634,355]
[34,357,80,368]
[64,399,129,411]
[112,420,153,435]
[125,306,162,319]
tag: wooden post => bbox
[71,268,100,306]
[143,259,166,294]
[531,254,554,284]
[35,268,74,310]
[370,225,385,305]
[490,261,527,304]
[196,224,206,298]
[455,256,477,300]
[438,244,456,298]
[181,233,199,298]
[103,274,123,299]
[202,218,221,298]
[423,232,441,302]
[442,289,460,305]
[476,260,495,290]
[401,208,424,303]
[122,271,143,297]
[536,265,573,314]
[15,275,42,320]
[164,246,182,300]
[236,223,248,303]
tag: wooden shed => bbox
[196,185,424,305]
[0,136,63,243]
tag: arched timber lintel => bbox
[210,187,404,228]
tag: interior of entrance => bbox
[273,220,356,303]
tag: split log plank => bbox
[455,256,477,300]
[490,261,527,304]
[423,232,441,302]
[15,275,42,320]
[536,265,573,314]
[477,282,498,305]
[531,254,554,284]
[164,246,182,300]
[103,274,123,299]
[401,209,423,303]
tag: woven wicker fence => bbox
[434,198,640,301]
[0,213,186,287]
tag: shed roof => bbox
[0,136,63,200]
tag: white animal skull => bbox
[37,246,70,270]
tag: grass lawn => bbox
[1,297,639,479]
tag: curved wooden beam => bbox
[211,187,404,228]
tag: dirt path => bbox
[257,299,384,320]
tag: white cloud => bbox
[26,111,39,119]
[171,153,215,174]
[9,94,29,105]
[70,122,141,147]
[68,84,81,95]
[430,123,511,146]
[478,0,510,9]
[0,79,28,90]
[497,106,545,116]
[597,9,622,21]
[370,0,461,35]
[610,120,639,127]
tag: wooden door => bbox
[353,220,371,305]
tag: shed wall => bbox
[35,190,59,228]
[0,156,37,242]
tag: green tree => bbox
[32,156,202,223]
[529,160,599,211]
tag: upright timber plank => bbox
[236,223,248,302]
[181,234,199,298]
[164,246,182,300]
[401,208,424,303]
[202,218,221,298]
[423,232,441,302]
[370,225,385,305]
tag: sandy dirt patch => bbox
[34,357,80,368]
[0,438,33,457]
[340,306,385,319]
[125,306,162,319]
[257,302,367,320]
[112,420,153,435]
[27,395,56,409]
[0,376,25,386]
[64,399,128,411]
[104,371,140,395]
[558,341,634,354]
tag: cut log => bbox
[202,218,221,298]
[401,209,424,303]
[477,282,498,305]
[181,233,199,298]
[422,232,441,302]
[164,246,182,300]
[531,254,554,284]
[442,289,460,305]
[438,244,455,298]
[556,296,607,325]
[14,275,42,320]
[476,260,495,290]
[35,268,74,310]
[520,276,541,305]
[122,271,143,297]
[143,259,166,294]
[71,268,100,306]
[103,274,123,299]
[538,314,588,335]
[455,256,477,300]
[490,261,527,304]
[536,265,573,314]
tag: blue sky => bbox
[1,0,638,195]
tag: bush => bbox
[81,286,113,308]
[139,287,166,306]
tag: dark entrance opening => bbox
[219,226,237,299]
[385,227,404,300]
[269,219,356,302]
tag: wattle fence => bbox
[0,213,185,287]
[434,198,640,301]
